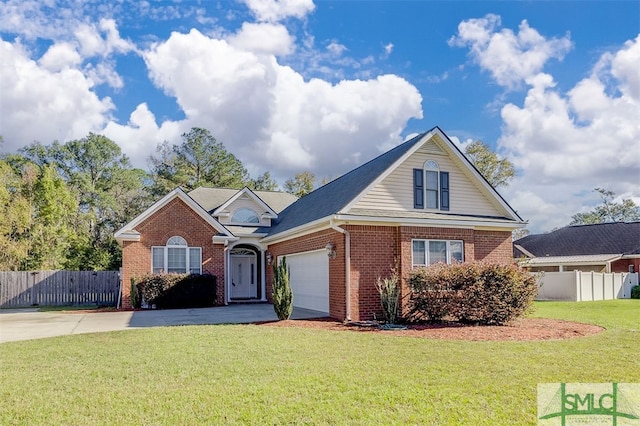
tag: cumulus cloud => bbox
[498,35,640,232]
[74,19,135,58]
[242,0,315,23]
[227,22,295,56]
[450,14,572,90]
[0,38,113,149]
[1,1,422,180]
[143,28,422,177]
[102,103,183,166]
[450,15,639,232]
[0,12,138,151]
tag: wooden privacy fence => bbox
[0,270,120,308]
[536,271,638,301]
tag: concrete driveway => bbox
[0,304,327,343]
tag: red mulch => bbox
[256,317,604,341]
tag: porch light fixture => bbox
[266,251,273,265]
[325,243,336,259]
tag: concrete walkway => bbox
[0,304,328,343]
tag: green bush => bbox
[272,257,293,320]
[631,285,640,299]
[130,277,141,309]
[137,273,217,309]
[407,262,538,325]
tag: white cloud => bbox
[74,18,136,58]
[39,42,82,71]
[384,43,394,56]
[227,22,294,56]
[450,14,572,90]
[142,28,423,178]
[498,35,640,232]
[448,135,474,152]
[327,41,347,56]
[0,37,113,149]
[242,0,315,23]
[102,103,183,167]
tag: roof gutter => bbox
[330,219,351,322]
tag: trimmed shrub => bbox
[272,257,293,320]
[375,268,401,324]
[407,262,538,325]
[632,285,640,299]
[137,273,217,309]
[406,266,457,321]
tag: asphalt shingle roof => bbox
[514,222,640,258]
[265,130,431,236]
[188,187,298,214]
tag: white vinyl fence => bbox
[536,271,638,301]
[0,270,120,308]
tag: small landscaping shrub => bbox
[136,273,217,309]
[632,285,640,299]
[375,267,401,324]
[272,257,293,320]
[130,277,141,309]
[407,262,538,325]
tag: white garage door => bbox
[283,250,329,314]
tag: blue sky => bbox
[1,0,638,233]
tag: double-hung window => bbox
[412,239,463,267]
[152,236,202,274]
[413,160,450,211]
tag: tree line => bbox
[0,128,314,271]
[1,130,637,271]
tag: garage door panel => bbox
[284,250,329,313]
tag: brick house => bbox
[115,127,525,321]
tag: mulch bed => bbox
[256,317,605,341]
[55,308,604,341]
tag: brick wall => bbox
[344,225,400,321]
[120,198,224,309]
[266,225,515,322]
[473,230,513,264]
[266,228,345,319]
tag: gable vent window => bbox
[152,236,202,275]
[413,160,450,211]
[231,208,260,224]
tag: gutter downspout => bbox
[330,219,351,321]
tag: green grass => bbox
[1,301,638,425]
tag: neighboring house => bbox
[514,222,640,273]
[116,126,525,321]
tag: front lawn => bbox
[0,300,638,425]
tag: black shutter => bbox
[413,168,424,209]
[440,171,449,211]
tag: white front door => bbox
[231,256,257,299]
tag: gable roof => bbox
[514,222,640,258]
[114,187,233,242]
[188,187,297,214]
[265,131,430,236]
[266,126,523,238]
[211,187,279,219]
